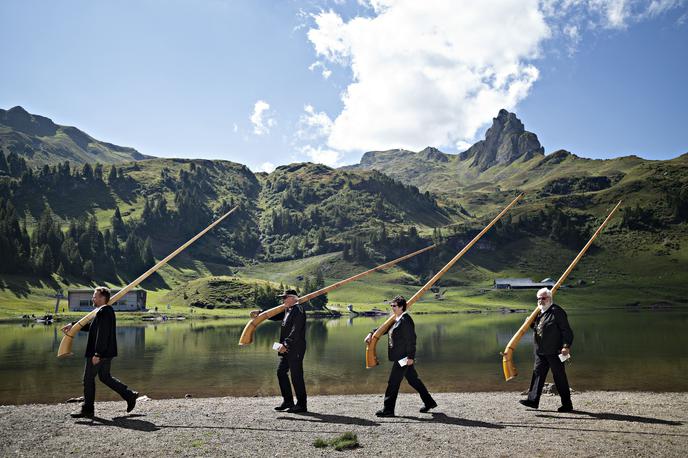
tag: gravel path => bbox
[1,392,687,457]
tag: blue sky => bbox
[1,0,686,171]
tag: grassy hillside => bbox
[1,110,686,320]
[0,106,151,166]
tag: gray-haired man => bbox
[520,288,574,412]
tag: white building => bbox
[493,278,556,290]
[68,289,147,312]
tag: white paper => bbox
[272,342,282,351]
[559,353,571,362]
[398,357,408,367]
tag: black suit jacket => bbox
[269,304,307,356]
[79,305,118,358]
[532,303,574,355]
[386,313,416,362]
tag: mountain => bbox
[459,109,544,170]
[346,110,686,199]
[0,106,153,166]
[0,109,687,313]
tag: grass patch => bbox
[313,432,360,451]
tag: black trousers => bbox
[82,357,135,412]
[277,351,307,407]
[527,353,572,408]
[383,363,435,413]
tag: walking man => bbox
[62,286,138,418]
[520,287,574,412]
[251,289,308,413]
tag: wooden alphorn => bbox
[501,201,622,380]
[238,244,436,345]
[365,193,525,368]
[57,206,239,358]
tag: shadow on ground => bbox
[536,410,683,426]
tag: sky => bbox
[1,0,686,172]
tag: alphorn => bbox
[57,206,239,358]
[501,200,622,381]
[365,193,525,368]
[238,244,436,345]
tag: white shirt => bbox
[395,311,407,322]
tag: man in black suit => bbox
[61,287,138,418]
[251,289,307,413]
[365,296,436,417]
[520,287,574,412]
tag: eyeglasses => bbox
[390,304,400,308]
[537,297,550,301]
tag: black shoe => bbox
[375,410,395,417]
[420,401,438,413]
[274,402,295,411]
[557,405,574,413]
[70,409,94,418]
[519,399,538,409]
[286,405,307,414]
[126,392,139,413]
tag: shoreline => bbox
[1,391,686,456]
[0,302,683,324]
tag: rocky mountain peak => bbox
[419,146,449,162]
[459,109,544,170]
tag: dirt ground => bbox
[1,391,686,457]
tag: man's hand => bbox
[91,356,101,365]
[364,333,373,344]
[61,324,73,335]
[277,344,288,354]
[561,347,570,357]
[407,358,414,366]
[249,310,261,318]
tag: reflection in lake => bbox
[1,309,687,405]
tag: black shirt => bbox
[270,304,307,356]
[79,305,118,358]
[532,303,574,355]
[387,313,417,362]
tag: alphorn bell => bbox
[57,206,239,358]
[501,201,622,381]
[365,193,525,368]
[238,244,436,345]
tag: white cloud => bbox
[304,0,686,153]
[232,123,238,133]
[307,0,549,153]
[292,105,343,166]
[249,100,276,135]
[299,144,342,167]
[455,140,473,152]
[258,161,276,173]
[308,61,333,79]
[645,0,687,17]
[542,0,687,30]
[296,104,334,140]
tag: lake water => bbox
[1,309,687,405]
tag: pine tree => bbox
[142,237,154,267]
[311,270,328,309]
[35,245,55,276]
[60,238,82,276]
[108,165,118,183]
[111,207,125,239]
[0,152,8,175]
[94,163,104,181]
[315,228,327,252]
[82,163,94,181]
[83,260,95,279]
[56,262,66,278]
